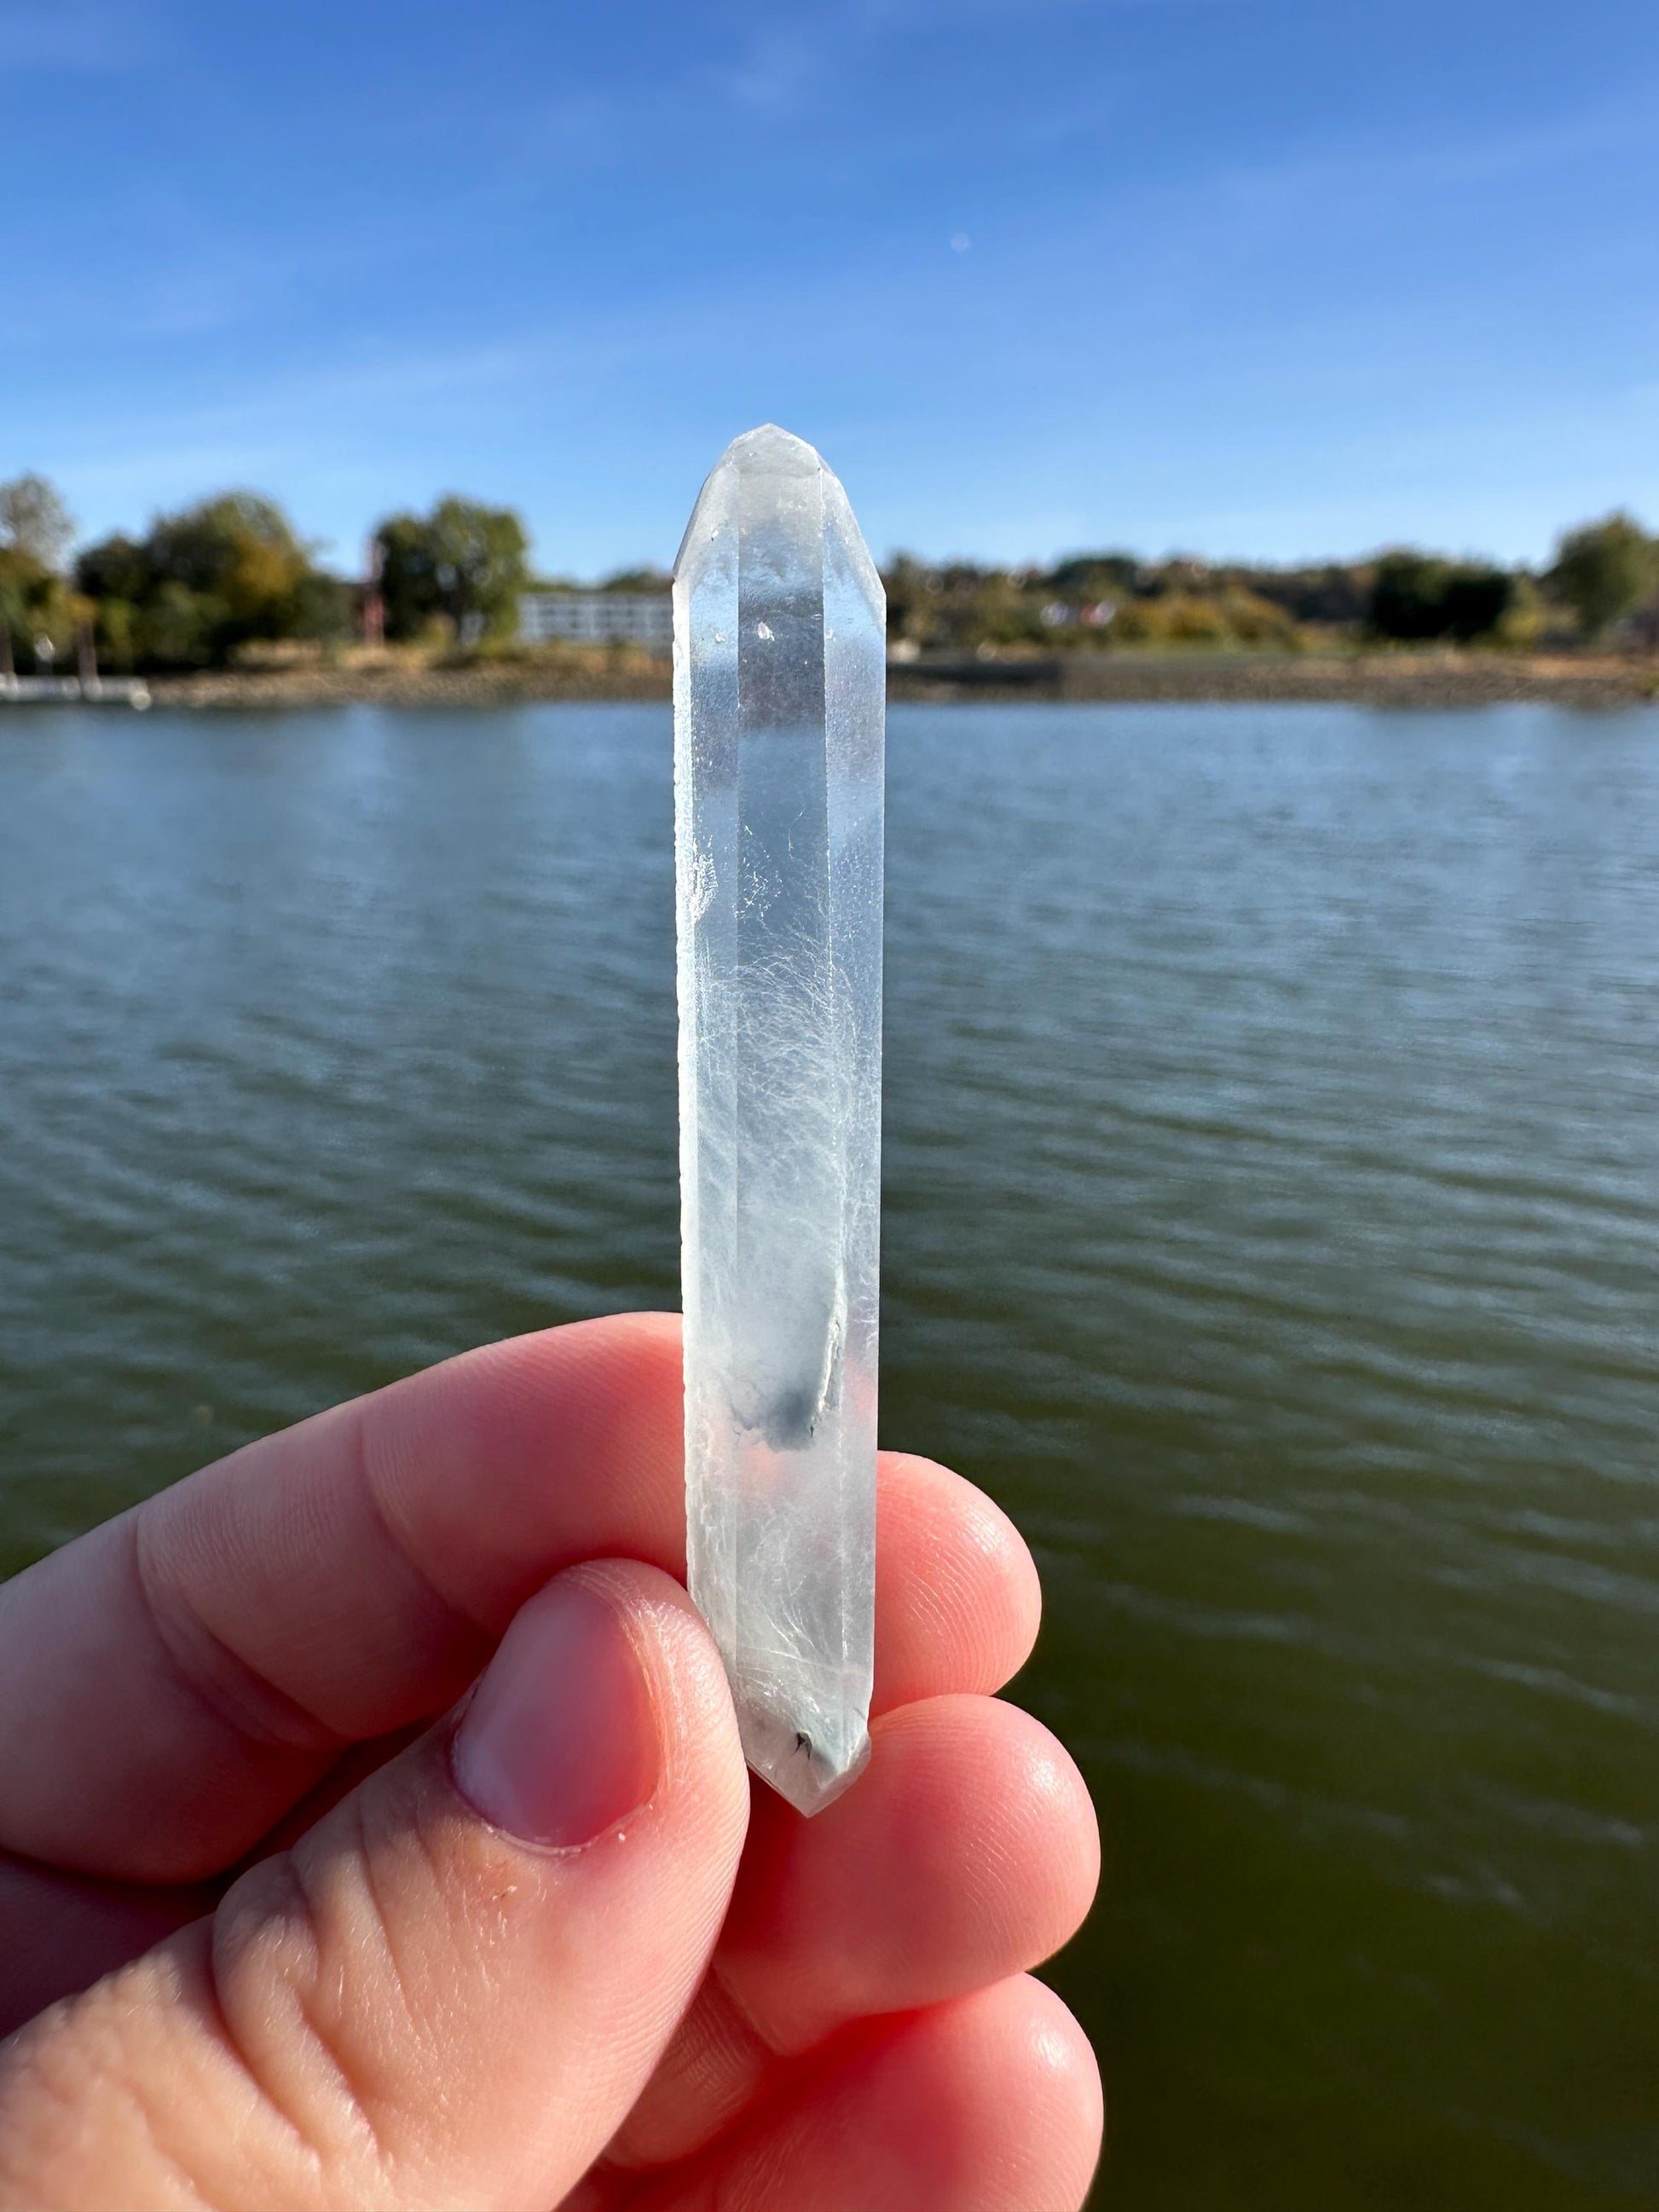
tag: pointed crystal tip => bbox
[738,1705,871,1818]
[716,423,820,478]
[673,423,882,621]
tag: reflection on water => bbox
[2,702,1656,2207]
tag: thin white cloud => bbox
[717,24,822,113]
[0,3,164,72]
[855,0,1243,22]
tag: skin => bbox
[0,1314,1101,2210]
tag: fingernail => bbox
[452,1577,659,1848]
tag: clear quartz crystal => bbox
[673,424,884,1816]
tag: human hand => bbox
[0,1315,1100,2209]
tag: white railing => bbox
[0,675,152,709]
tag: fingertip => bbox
[723,1692,1099,2049]
[858,1978,1104,2212]
[945,1975,1105,2208]
[552,1558,748,1857]
[451,1574,663,1851]
[984,1695,1102,1938]
[863,1695,1101,1972]
[649,1976,1103,2212]
[875,1455,1042,1710]
[562,1309,684,1407]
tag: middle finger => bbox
[596,1689,1099,2175]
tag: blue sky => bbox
[4,0,1656,575]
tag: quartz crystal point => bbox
[673,425,884,1816]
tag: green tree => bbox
[0,474,75,569]
[1549,513,1656,640]
[90,593,139,673]
[75,532,151,605]
[142,580,222,667]
[1234,562,1371,627]
[599,566,671,593]
[287,569,351,644]
[1493,573,1546,649]
[77,534,154,670]
[0,563,28,673]
[1370,552,1513,643]
[881,553,937,647]
[426,496,528,639]
[373,513,442,641]
[1044,552,1141,597]
[0,544,73,668]
[73,493,338,668]
[1438,566,1514,641]
[373,496,529,644]
[145,493,312,648]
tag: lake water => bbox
[2,702,1656,2206]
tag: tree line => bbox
[884,517,1659,655]
[2,471,1656,673]
[0,481,535,673]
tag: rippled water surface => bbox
[3,702,1657,2206]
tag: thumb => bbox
[0,1562,749,2212]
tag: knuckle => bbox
[211,1834,398,2179]
[208,1765,529,2194]
[0,1961,245,2209]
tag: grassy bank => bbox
[131,644,1659,713]
[890,648,1659,708]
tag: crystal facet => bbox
[673,424,884,1816]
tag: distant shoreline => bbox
[107,650,1659,713]
[892,650,1659,709]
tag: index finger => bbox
[0,1316,1038,1881]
